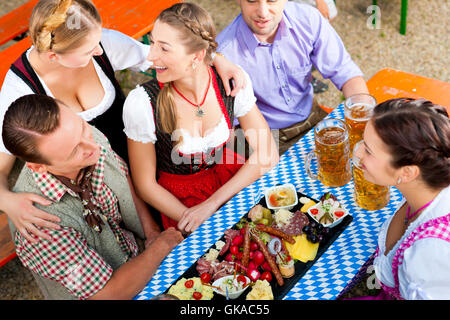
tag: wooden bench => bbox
[0,213,15,268]
[0,0,181,268]
[367,68,450,115]
[0,0,38,46]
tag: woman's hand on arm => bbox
[0,153,60,244]
[212,54,246,97]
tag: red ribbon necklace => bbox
[172,67,211,117]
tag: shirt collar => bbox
[237,10,293,52]
[32,146,107,203]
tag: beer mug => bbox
[344,93,377,153]
[352,141,390,210]
[305,118,352,187]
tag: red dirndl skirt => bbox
[158,148,244,230]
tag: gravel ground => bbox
[0,0,448,300]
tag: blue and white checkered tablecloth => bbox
[134,104,403,300]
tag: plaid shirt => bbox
[14,146,138,300]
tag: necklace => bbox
[404,200,434,226]
[172,67,211,117]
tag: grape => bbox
[317,235,324,243]
[317,224,324,233]
[307,233,318,243]
[322,227,330,235]
[310,221,318,229]
[303,225,311,234]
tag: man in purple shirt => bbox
[217,0,369,153]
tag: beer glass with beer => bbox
[344,93,377,153]
[352,141,390,210]
[305,118,352,187]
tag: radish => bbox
[247,268,261,282]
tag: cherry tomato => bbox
[230,245,239,255]
[236,275,247,286]
[335,210,345,218]
[200,273,212,284]
[260,271,272,282]
[240,227,246,236]
[193,292,202,300]
[248,261,257,271]
[310,208,319,215]
[184,279,194,288]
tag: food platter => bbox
[165,188,353,300]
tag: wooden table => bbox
[134,68,449,300]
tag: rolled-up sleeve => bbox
[309,10,364,90]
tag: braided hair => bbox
[29,0,101,53]
[155,2,218,136]
[372,98,450,190]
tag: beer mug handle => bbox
[305,150,319,181]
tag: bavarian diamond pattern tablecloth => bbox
[134,104,403,300]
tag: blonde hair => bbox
[156,2,218,135]
[30,0,102,53]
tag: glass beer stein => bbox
[344,93,377,153]
[352,141,390,210]
[305,118,352,187]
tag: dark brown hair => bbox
[372,98,450,189]
[2,94,61,164]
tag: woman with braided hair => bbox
[351,98,450,299]
[123,2,279,234]
[0,0,247,243]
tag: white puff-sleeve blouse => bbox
[373,185,450,299]
[123,69,256,155]
[0,28,151,155]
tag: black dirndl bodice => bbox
[10,44,129,163]
[141,67,235,175]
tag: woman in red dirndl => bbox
[123,3,278,234]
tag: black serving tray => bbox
[165,191,353,300]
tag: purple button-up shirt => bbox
[217,2,364,129]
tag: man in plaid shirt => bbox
[2,94,184,300]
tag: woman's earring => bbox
[397,177,402,185]
[192,61,197,70]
